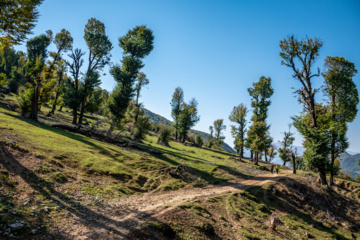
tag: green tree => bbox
[178,98,200,143]
[247,76,273,164]
[322,56,359,185]
[293,104,331,181]
[49,60,67,115]
[133,115,151,141]
[229,104,247,158]
[195,135,204,147]
[25,33,51,120]
[66,48,85,124]
[267,145,277,162]
[208,126,215,148]
[248,121,268,165]
[280,35,328,184]
[278,124,295,166]
[108,25,153,132]
[134,72,149,123]
[0,0,44,45]
[213,119,226,149]
[171,87,184,140]
[79,18,113,124]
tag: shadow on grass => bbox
[0,143,179,240]
[244,178,360,239]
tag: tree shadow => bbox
[244,177,360,239]
[0,143,172,239]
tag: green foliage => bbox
[247,76,273,122]
[157,125,171,146]
[0,0,44,45]
[213,119,226,148]
[292,105,330,175]
[133,115,151,141]
[323,56,358,183]
[178,98,200,142]
[229,104,247,157]
[195,135,204,147]
[278,125,295,165]
[108,25,153,128]
[16,86,33,116]
[119,25,154,58]
[171,87,184,140]
[0,73,7,89]
[267,144,277,162]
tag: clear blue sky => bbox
[14,0,360,152]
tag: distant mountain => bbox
[339,152,360,179]
[143,108,236,154]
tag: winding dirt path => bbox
[74,170,292,239]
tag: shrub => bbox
[133,115,151,141]
[0,73,7,88]
[16,86,33,116]
[195,135,204,147]
[157,125,171,146]
[187,134,195,143]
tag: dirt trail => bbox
[0,143,292,239]
[78,170,293,239]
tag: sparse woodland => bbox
[0,1,360,239]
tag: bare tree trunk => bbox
[291,153,296,174]
[254,151,259,165]
[72,107,78,124]
[264,150,268,162]
[59,106,63,111]
[250,151,253,161]
[78,99,85,124]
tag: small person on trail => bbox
[270,164,274,174]
[275,165,279,174]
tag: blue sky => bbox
[14,0,360,152]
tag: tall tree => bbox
[25,33,51,120]
[171,87,184,140]
[247,76,274,164]
[212,119,226,149]
[49,60,67,115]
[26,29,73,121]
[0,0,44,45]
[66,48,85,124]
[134,72,149,123]
[78,18,113,124]
[178,98,200,143]
[229,104,247,158]
[278,124,295,166]
[322,56,359,185]
[108,25,154,131]
[279,35,328,184]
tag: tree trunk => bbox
[240,144,244,158]
[30,82,41,121]
[250,151,253,160]
[50,90,60,115]
[291,153,296,174]
[254,151,259,165]
[78,99,85,124]
[264,151,268,162]
[317,169,327,185]
[59,106,63,111]
[72,106,78,124]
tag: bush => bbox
[187,134,195,143]
[16,86,33,116]
[157,125,171,146]
[0,73,7,88]
[195,135,204,147]
[133,115,151,141]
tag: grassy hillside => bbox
[0,94,360,239]
[143,108,236,154]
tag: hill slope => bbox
[340,152,360,178]
[0,97,360,239]
[143,108,236,154]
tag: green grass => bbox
[0,100,273,197]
